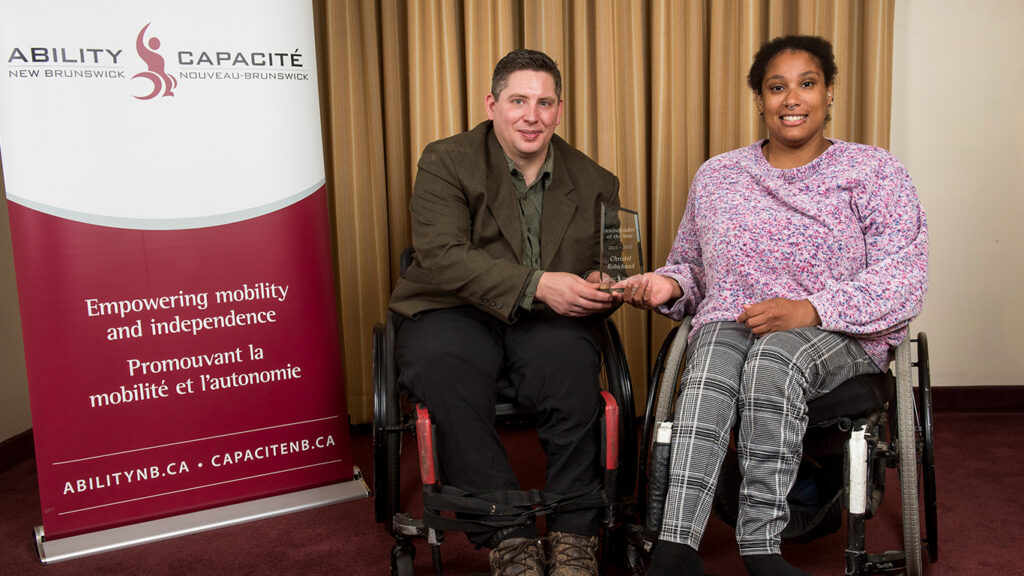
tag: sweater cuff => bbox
[806,291,834,330]
[654,273,687,319]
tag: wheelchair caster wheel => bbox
[625,541,649,575]
[391,541,415,576]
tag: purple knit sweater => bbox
[656,139,928,369]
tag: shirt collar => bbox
[504,146,554,188]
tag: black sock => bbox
[742,553,810,576]
[647,540,703,576]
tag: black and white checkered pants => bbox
[659,321,880,555]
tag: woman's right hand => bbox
[613,273,682,310]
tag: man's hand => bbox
[736,298,821,336]
[584,270,615,290]
[613,273,682,310]
[536,272,615,317]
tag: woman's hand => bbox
[614,273,682,310]
[737,298,821,335]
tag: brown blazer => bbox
[389,120,620,322]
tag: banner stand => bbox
[34,469,369,564]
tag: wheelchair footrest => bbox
[393,513,445,546]
[863,551,906,575]
[393,512,427,537]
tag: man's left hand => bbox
[537,272,615,317]
[737,298,821,336]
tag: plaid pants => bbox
[659,321,880,555]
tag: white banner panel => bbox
[2,0,324,228]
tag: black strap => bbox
[420,484,612,533]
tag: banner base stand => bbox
[34,467,369,564]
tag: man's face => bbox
[485,69,563,167]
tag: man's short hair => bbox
[491,49,562,100]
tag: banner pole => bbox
[36,471,368,564]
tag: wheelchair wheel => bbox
[637,324,680,521]
[637,320,691,537]
[390,540,415,576]
[916,333,938,563]
[599,320,637,499]
[639,320,691,475]
[372,323,388,524]
[373,318,403,531]
[894,339,923,576]
[652,318,691,427]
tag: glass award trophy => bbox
[598,203,644,292]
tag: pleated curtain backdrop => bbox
[314,0,895,424]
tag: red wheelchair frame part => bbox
[601,390,619,471]
[414,392,620,487]
[416,403,438,486]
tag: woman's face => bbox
[757,49,833,150]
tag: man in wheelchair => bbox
[388,49,620,576]
[615,36,928,576]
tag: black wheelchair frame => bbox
[372,295,638,575]
[627,318,937,576]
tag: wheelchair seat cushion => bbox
[806,371,894,427]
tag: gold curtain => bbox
[317,0,896,425]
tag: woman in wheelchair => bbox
[614,35,928,576]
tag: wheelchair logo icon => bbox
[132,23,177,100]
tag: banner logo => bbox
[4,23,311,100]
[132,23,176,100]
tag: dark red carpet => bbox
[1,412,1022,575]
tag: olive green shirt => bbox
[505,147,554,311]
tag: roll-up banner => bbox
[0,0,363,560]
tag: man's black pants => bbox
[395,306,603,545]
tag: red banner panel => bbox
[9,189,352,539]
